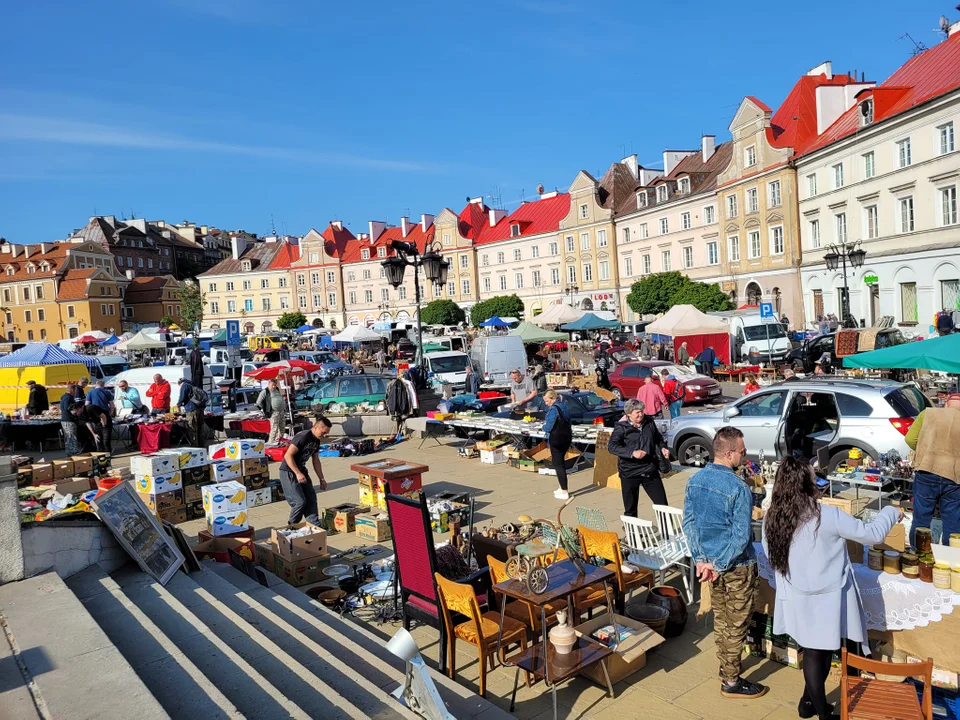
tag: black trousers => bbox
[550,443,570,491]
[621,473,667,517]
[278,468,319,525]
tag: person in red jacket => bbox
[145,374,171,414]
[743,373,761,396]
[661,369,685,419]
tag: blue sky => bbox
[0,0,949,242]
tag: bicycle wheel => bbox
[505,555,524,580]
[526,566,549,595]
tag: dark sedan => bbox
[493,391,622,427]
[608,361,722,404]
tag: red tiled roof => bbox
[766,73,859,152]
[800,33,960,157]
[340,220,436,264]
[57,268,99,301]
[320,223,356,259]
[0,244,68,283]
[458,202,491,243]
[124,275,177,304]
[267,241,300,270]
[475,193,570,246]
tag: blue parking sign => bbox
[226,320,241,346]
[760,302,774,318]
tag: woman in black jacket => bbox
[608,398,671,517]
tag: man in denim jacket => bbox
[682,426,768,700]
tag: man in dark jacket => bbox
[608,398,671,516]
[25,380,49,416]
[464,366,480,396]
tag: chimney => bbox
[637,167,662,186]
[125,269,135,280]
[9,245,19,258]
[950,18,960,36]
[701,135,716,163]
[1,244,10,254]
[102,215,116,227]
[468,197,484,205]
[807,60,833,79]
[420,213,434,231]
[39,242,48,254]
[662,150,696,176]
[127,218,147,233]
[231,236,248,260]
[488,209,508,227]
[620,154,638,180]
[368,221,386,242]
[21,245,31,259]
[400,216,410,237]
[332,220,343,231]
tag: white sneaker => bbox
[554,489,569,500]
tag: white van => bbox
[468,335,527,384]
[424,351,471,388]
[90,356,131,385]
[710,312,791,363]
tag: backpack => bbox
[665,379,684,404]
[190,385,209,408]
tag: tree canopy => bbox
[420,299,466,326]
[470,295,524,326]
[626,271,734,315]
[276,311,308,330]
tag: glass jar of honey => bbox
[867,547,884,571]
[919,558,935,583]
[950,534,960,549]
[934,563,952,589]
[952,565,960,593]
[915,528,933,553]
[901,553,920,578]
[883,551,901,575]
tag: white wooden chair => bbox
[652,504,696,601]
[620,515,694,603]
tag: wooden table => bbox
[495,560,617,718]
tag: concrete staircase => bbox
[0,562,509,720]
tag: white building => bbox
[796,26,960,332]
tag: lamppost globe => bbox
[823,251,840,271]
[436,258,450,287]
[849,247,867,268]
[420,248,445,283]
[382,256,406,288]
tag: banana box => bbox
[242,457,268,476]
[130,453,178,477]
[207,510,249,536]
[159,447,209,470]
[202,481,247,517]
[222,440,266,461]
[210,460,242,483]
[248,487,273,507]
[134,471,183,495]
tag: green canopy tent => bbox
[508,321,567,344]
[560,313,620,331]
[841,334,960,373]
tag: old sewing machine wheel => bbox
[505,555,526,580]
[526,565,549,595]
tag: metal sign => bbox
[759,302,778,324]
[226,320,241,346]
[864,274,879,285]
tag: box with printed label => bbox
[248,487,272,507]
[160,447,209,470]
[181,466,209,486]
[355,512,392,542]
[207,511,248,536]
[377,474,422,496]
[134,471,183,495]
[184,484,202,503]
[52,459,74,480]
[201,481,247,516]
[359,476,377,507]
[71,456,94,475]
[244,472,269,490]
[272,522,327,560]
[137,489,184,512]
[193,537,256,564]
[90,452,111,473]
[270,482,284,502]
[186,500,205,520]
[479,449,507,465]
[156,506,188,524]
[272,552,330,587]
[130,453,177,477]
[198,525,255,544]
[222,440,266,461]
[254,539,276,568]
[242,457,268,476]
[321,503,369,534]
[210,461,242,483]
[31,463,54,484]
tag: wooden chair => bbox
[435,572,530,698]
[486,555,564,633]
[651,504,696,601]
[579,525,653,614]
[545,545,609,622]
[621,514,694,603]
[840,648,933,720]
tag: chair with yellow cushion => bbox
[549,547,610,622]
[435,572,531,698]
[578,525,653,614]
[487,555,564,633]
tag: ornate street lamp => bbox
[822,240,866,328]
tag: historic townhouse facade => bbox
[122,275,184,330]
[290,222,353,330]
[431,203,483,313]
[796,28,960,330]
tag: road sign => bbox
[759,302,778,324]
[226,320,241,347]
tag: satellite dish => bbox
[537,184,544,194]
[940,15,951,33]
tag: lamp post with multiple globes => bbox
[823,240,867,328]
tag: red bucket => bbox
[94,476,122,499]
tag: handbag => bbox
[656,441,672,474]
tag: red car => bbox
[608,361,723,404]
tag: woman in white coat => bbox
[763,457,902,720]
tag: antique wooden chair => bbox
[840,648,932,720]
[579,524,653,614]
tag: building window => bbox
[327,292,336,307]
[657,186,668,203]
[706,242,718,265]
[279,296,289,310]
[309,272,320,285]
[515,272,524,289]
[37,308,45,321]
[532,270,542,287]
[510,224,521,238]
[939,122,955,155]
[531,245,539,258]
[27,330,33,341]
[362,269,371,280]
[704,206,716,225]
[2,289,9,303]
[581,264,592,282]
[835,212,848,243]
[496,251,505,265]
[226,281,234,291]
[580,233,590,251]
[240,260,251,272]
[833,163,844,189]
[900,282,918,323]
[244,299,254,312]
[941,186,958,226]
[441,233,452,247]
[681,212,691,230]
[24,310,32,322]
[728,235,740,262]
[460,254,469,269]
[727,195,738,218]
[599,261,609,280]
[748,231,761,259]
[623,256,633,277]
[549,242,559,256]
[807,173,817,197]
[768,180,781,207]
[364,290,373,303]
[348,291,357,305]
[862,151,875,179]
[262,298,271,311]
[22,287,30,301]
[579,204,589,219]
[659,218,668,235]
[550,268,560,285]
[39,329,45,340]
[597,229,607,248]
[660,251,671,271]
[864,205,879,239]
[943,279,960,310]
[809,219,821,248]
[567,266,576,284]
[513,248,521,262]
[361,249,370,260]
[745,145,757,167]
[381,288,389,302]
[261,278,270,289]
[678,177,690,194]
[746,188,758,213]
[398,287,407,300]
[622,228,630,244]
[482,277,492,292]
[682,246,693,268]
[227,300,236,313]
[312,294,321,308]
[148,259,153,269]
[67,305,75,318]
[323,271,334,284]
[565,236,574,253]
[208,282,217,292]
[642,254,651,274]
[242,280,251,290]
[309,252,319,264]
[896,138,912,168]
[279,276,288,288]
[639,223,648,239]
[636,192,647,208]
[770,226,784,255]
[296,273,305,287]
[499,275,508,291]
[898,196,914,233]
[461,279,471,295]
[481,255,489,267]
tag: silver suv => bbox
[665,378,928,470]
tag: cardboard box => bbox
[160,447,209,469]
[198,525,255,544]
[186,500,205,520]
[137,488,185,512]
[71,455,94,475]
[17,466,32,488]
[574,614,665,686]
[322,503,369,534]
[248,487,272,507]
[129,453,177,477]
[359,476,377,507]
[207,511,249,536]
[181,466,210,486]
[529,441,581,469]
[134,471,183,495]
[475,436,509,452]
[53,478,95,497]
[31,463,53,484]
[221,440,266,461]
[819,496,870,518]
[355,512,392,542]
[479,449,507,465]
[193,537,256,564]
[244,472,269,490]
[270,481,285,503]
[156,506,187,524]
[272,522,328,560]
[242,457,268,476]
[254,539,276,568]
[272,551,331,587]
[184,484,202,503]
[52,459,74,480]
[377,474,422,496]
[202,481,247,516]
[89,452,111,474]
[210,461,242,483]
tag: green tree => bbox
[420,299,466,326]
[176,281,206,345]
[672,281,735,312]
[159,315,176,328]
[470,295,524,326]
[626,271,734,316]
[276,311,308,331]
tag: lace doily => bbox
[755,543,960,632]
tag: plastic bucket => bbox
[94,476,122,499]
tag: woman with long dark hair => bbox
[762,457,902,720]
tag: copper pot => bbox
[648,586,687,637]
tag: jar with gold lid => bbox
[883,551,901,575]
[867,547,884,571]
[901,553,920,578]
[919,558,935,583]
[915,528,933,553]
[952,565,960,593]
[950,533,960,549]
[934,563,952,589]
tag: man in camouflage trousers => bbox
[682,427,768,699]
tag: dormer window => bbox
[40,262,49,272]
[510,223,521,238]
[377,246,386,258]
[241,260,251,272]
[636,192,647,208]
[361,248,370,260]
[656,185,668,203]
[678,177,690,195]
[859,98,874,126]
[5,266,13,276]
[26,264,35,274]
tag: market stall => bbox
[531,303,584,327]
[644,304,731,365]
[842,333,960,372]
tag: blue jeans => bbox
[669,399,683,419]
[910,470,960,547]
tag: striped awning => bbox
[0,343,101,369]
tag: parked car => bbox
[291,350,354,380]
[608,361,722,404]
[468,335,527,384]
[786,328,907,373]
[664,377,928,469]
[294,374,390,411]
[424,351,470,388]
[492,391,622,427]
[395,339,416,362]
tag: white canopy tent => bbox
[531,303,584,326]
[331,325,382,343]
[645,304,728,336]
[116,330,167,351]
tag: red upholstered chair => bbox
[386,493,491,673]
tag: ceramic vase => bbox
[649,585,688,638]
[548,609,577,655]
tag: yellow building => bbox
[122,275,184,329]
[432,206,481,314]
[290,223,351,330]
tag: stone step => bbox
[191,562,417,720]
[0,611,42,720]
[1,569,167,720]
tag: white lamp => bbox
[386,628,455,720]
